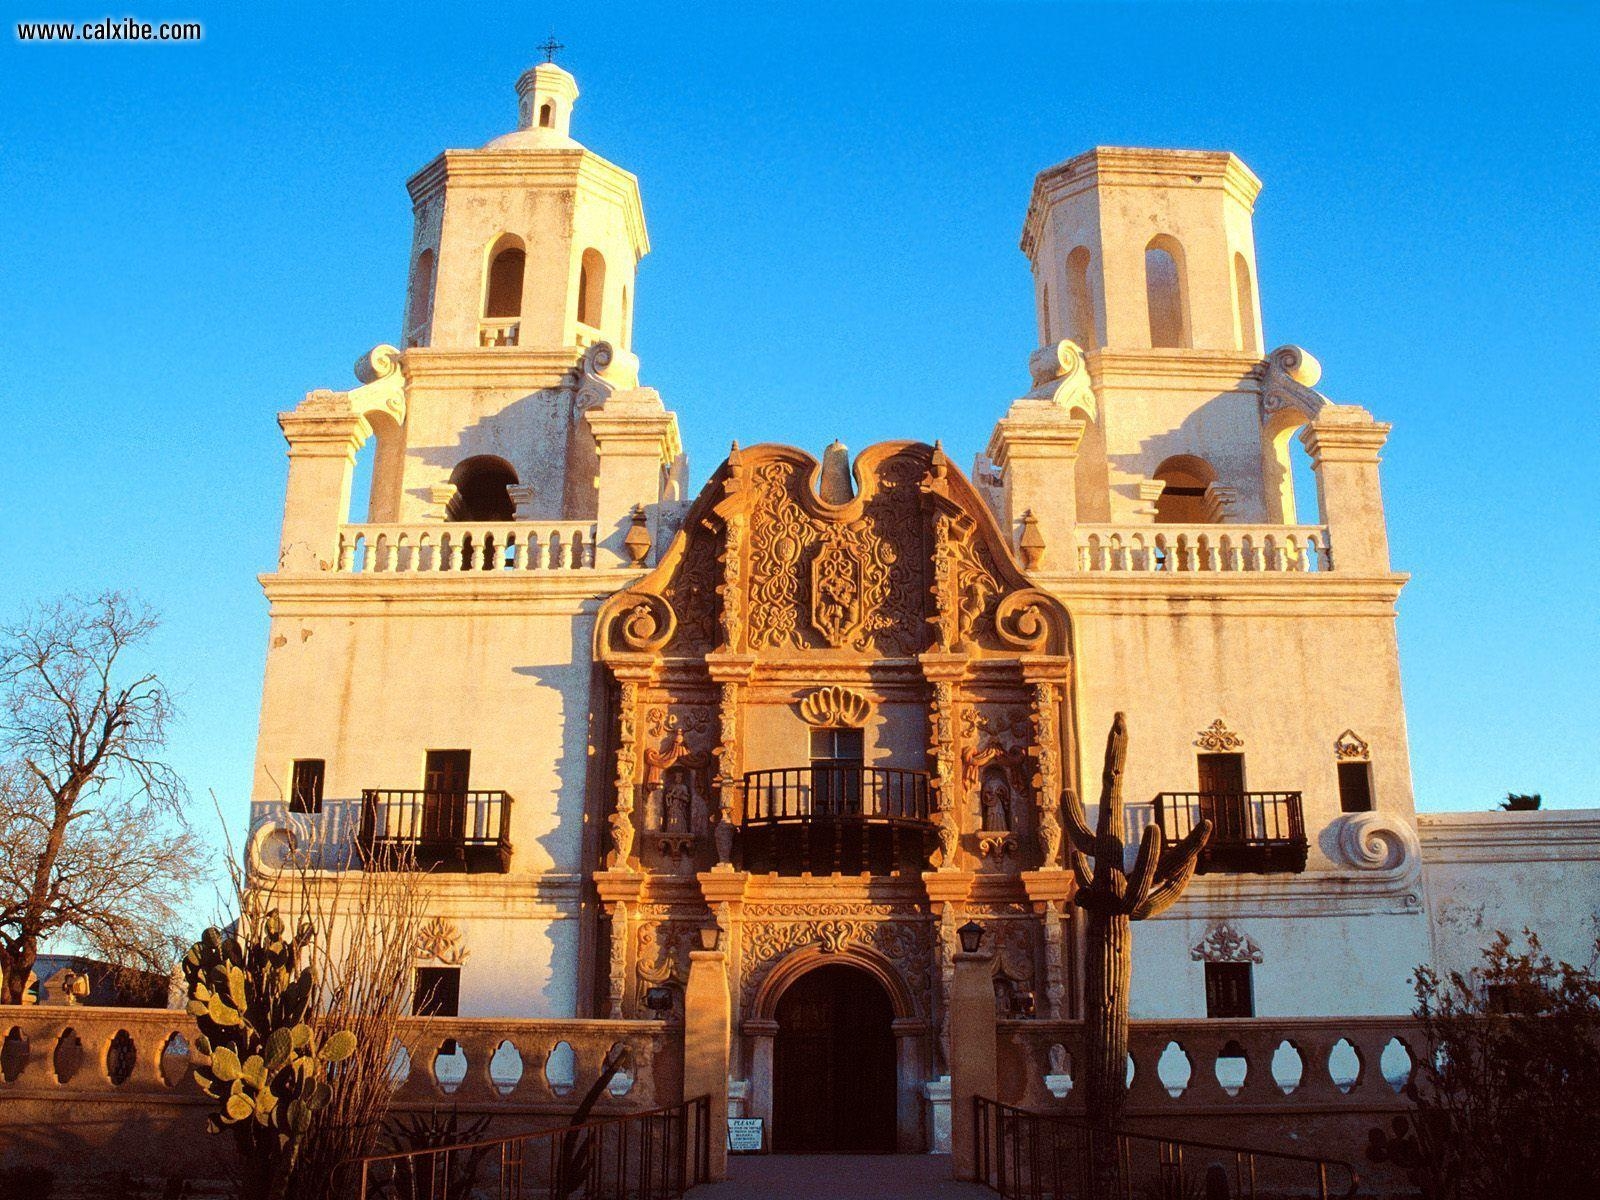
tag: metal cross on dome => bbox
[538,34,565,63]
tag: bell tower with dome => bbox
[401,58,647,354]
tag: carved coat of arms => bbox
[810,541,865,647]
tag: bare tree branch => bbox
[0,592,199,1002]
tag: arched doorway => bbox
[773,963,896,1154]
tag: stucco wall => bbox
[1420,810,1600,982]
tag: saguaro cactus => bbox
[1065,712,1211,1132]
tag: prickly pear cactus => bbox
[182,909,356,1200]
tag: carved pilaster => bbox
[719,510,746,651]
[610,678,642,871]
[1042,899,1067,1019]
[1031,682,1063,867]
[608,900,630,1018]
[925,667,964,870]
[714,680,740,865]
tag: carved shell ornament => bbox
[799,685,871,728]
[1194,719,1243,753]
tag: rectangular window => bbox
[413,966,461,1017]
[810,728,863,815]
[1205,962,1254,1018]
[1337,761,1374,813]
[289,759,325,814]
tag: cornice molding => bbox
[259,570,643,614]
[1417,811,1600,862]
[407,148,649,258]
[1022,147,1262,255]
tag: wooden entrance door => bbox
[1197,752,1246,841]
[422,749,470,843]
[773,964,896,1153]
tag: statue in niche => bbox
[980,764,1014,832]
[661,769,692,834]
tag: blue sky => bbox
[3,0,1597,873]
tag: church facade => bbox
[246,61,1600,1152]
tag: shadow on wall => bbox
[376,392,575,523]
[509,606,606,1016]
[1118,377,1315,525]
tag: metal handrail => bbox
[350,1094,712,1199]
[1153,791,1306,846]
[740,765,933,824]
[358,788,513,849]
[974,1095,1358,1200]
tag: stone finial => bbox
[623,505,653,566]
[1019,510,1046,569]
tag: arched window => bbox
[407,248,435,343]
[577,248,606,328]
[447,456,519,522]
[484,237,525,319]
[1234,253,1258,354]
[1066,246,1096,348]
[348,410,404,523]
[539,101,554,129]
[1144,236,1189,348]
[1153,455,1218,524]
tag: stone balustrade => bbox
[997,1015,1418,1115]
[1074,524,1332,573]
[0,1005,682,1188]
[0,1005,679,1114]
[337,521,598,573]
[0,1004,678,1107]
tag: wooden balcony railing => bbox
[357,789,513,873]
[739,766,933,875]
[1154,791,1307,874]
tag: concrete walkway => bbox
[689,1155,991,1198]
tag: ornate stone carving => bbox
[713,681,739,866]
[610,680,641,871]
[977,830,1017,859]
[718,496,747,651]
[1041,900,1067,1019]
[1334,728,1370,761]
[609,901,630,1018]
[1259,344,1328,426]
[963,707,1032,844]
[415,917,468,965]
[811,540,866,646]
[1190,922,1263,964]
[1031,684,1063,867]
[739,904,931,1015]
[798,686,871,728]
[635,914,693,1018]
[1336,811,1420,874]
[1194,719,1243,753]
[931,510,997,652]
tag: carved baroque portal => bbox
[593,442,1078,1031]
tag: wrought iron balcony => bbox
[740,766,934,876]
[1153,791,1307,874]
[357,789,513,873]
